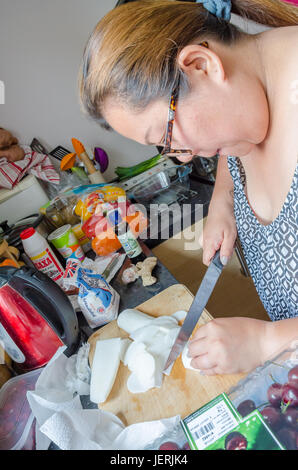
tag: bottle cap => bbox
[20,227,36,240]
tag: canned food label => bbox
[31,249,64,285]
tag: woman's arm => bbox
[264,317,298,359]
[200,155,237,265]
[188,316,298,376]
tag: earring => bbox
[200,41,209,48]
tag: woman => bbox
[79,0,298,374]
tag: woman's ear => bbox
[177,44,225,83]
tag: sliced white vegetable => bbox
[117,309,153,334]
[123,341,146,369]
[151,316,178,327]
[172,310,187,323]
[129,350,156,377]
[119,338,132,363]
[181,342,198,371]
[90,338,121,404]
[146,326,180,358]
[130,323,166,344]
[127,371,156,394]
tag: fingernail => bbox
[220,256,228,266]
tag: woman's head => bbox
[79,0,297,158]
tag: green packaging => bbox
[181,393,284,451]
[48,224,85,262]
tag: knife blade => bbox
[163,250,224,373]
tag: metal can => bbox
[48,224,85,262]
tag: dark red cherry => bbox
[260,406,283,431]
[282,408,298,429]
[182,442,191,450]
[275,427,298,450]
[288,366,298,387]
[281,383,298,408]
[267,382,283,407]
[237,400,256,417]
[159,441,180,450]
[225,432,247,450]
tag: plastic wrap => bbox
[77,268,120,328]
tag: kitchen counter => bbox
[77,241,179,340]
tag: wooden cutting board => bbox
[88,284,245,427]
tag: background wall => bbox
[0,0,269,181]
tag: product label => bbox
[117,231,142,258]
[182,394,241,450]
[31,248,64,284]
[181,393,284,451]
[49,227,85,262]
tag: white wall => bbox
[0,1,269,181]
[0,0,158,181]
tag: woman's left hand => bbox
[188,317,270,375]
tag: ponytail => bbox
[79,0,298,126]
[231,0,298,27]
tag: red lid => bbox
[20,227,36,240]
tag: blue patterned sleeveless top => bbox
[228,157,298,320]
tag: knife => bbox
[163,250,224,373]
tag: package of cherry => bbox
[181,341,298,451]
[227,340,298,450]
[0,368,42,450]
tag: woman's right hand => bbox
[199,200,237,267]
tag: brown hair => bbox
[79,0,298,129]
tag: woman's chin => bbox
[176,155,194,163]
[220,143,255,158]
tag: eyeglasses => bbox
[160,41,209,159]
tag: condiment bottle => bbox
[20,228,64,286]
[114,222,146,264]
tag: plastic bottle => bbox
[114,222,146,264]
[20,228,65,286]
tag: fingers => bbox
[202,234,223,266]
[190,354,217,371]
[201,229,237,267]
[220,229,237,266]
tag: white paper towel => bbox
[27,346,181,450]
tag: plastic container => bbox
[0,368,42,450]
[48,224,85,262]
[130,164,192,203]
[0,175,49,225]
[227,341,298,450]
[20,227,64,286]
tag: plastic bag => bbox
[77,267,120,328]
